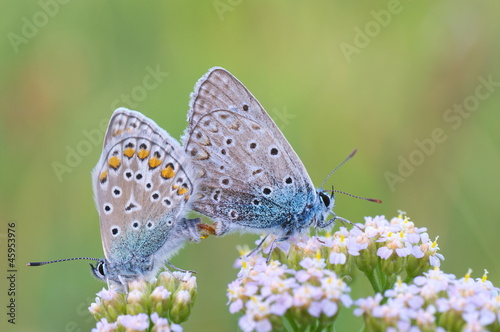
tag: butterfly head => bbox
[314,189,335,225]
[90,259,108,281]
[318,190,334,210]
[90,257,155,292]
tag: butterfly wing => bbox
[183,68,317,236]
[93,108,199,270]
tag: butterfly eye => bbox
[90,261,107,280]
[319,192,331,208]
[98,262,105,276]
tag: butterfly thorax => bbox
[311,188,335,229]
[280,188,334,235]
[91,255,156,290]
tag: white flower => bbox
[97,288,119,301]
[151,312,182,332]
[173,290,190,305]
[377,231,413,258]
[353,293,383,316]
[92,318,117,332]
[151,286,171,300]
[238,296,273,332]
[88,302,101,315]
[268,293,293,315]
[329,251,347,264]
[117,313,149,331]
[292,284,322,307]
[296,257,326,281]
[127,289,143,303]
[308,298,339,317]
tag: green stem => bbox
[382,274,397,294]
[312,321,327,332]
[365,268,382,294]
[324,324,335,332]
[376,263,387,294]
[283,312,300,332]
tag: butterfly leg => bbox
[165,261,197,281]
[314,228,327,245]
[118,275,129,294]
[265,236,289,263]
[106,278,112,291]
[246,234,269,258]
[316,214,360,230]
[316,213,337,229]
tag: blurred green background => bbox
[1,1,499,331]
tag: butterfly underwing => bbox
[91,108,201,289]
[182,67,340,253]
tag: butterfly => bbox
[183,67,380,256]
[29,108,203,291]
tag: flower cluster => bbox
[228,253,352,332]
[259,212,444,294]
[227,213,448,331]
[89,271,196,332]
[354,268,500,331]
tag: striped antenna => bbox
[326,189,382,203]
[320,148,357,188]
[27,257,101,267]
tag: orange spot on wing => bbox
[177,186,189,195]
[108,156,121,169]
[137,149,150,160]
[113,129,123,136]
[99,170,108,183]
[161,165,175,179]
[149,157,162,169]
[123,148,135,158]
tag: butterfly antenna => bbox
[320,149,358,188]
[328,189,382,203]
[27,257,101,267]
